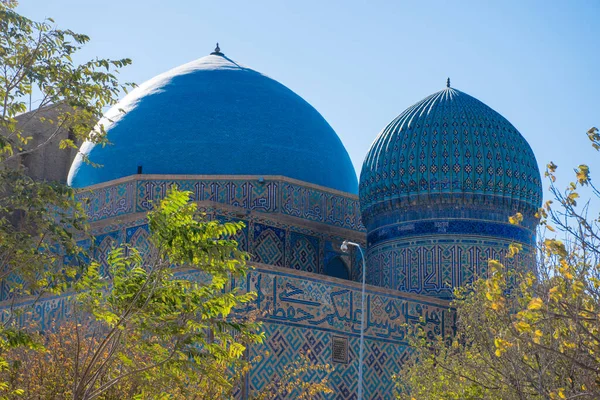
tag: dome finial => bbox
[446,77,451,88]
[211,43,223,56]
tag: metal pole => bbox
[341,240,366,400]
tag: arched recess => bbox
[324,256,350,280]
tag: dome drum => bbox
[361,193,540,232]
[365,236,534,300]
[367,219,535,249]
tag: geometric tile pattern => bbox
[367,236,532,299]
[0,212,344,305]
[126,225,152,258]
[94,233,119,278]
[359,87,543,219]
[281,183,362,232]
[289,232,319,274]
[250,324,413,399]
[76,181,135,223]
[215,216,249,252]
[0,271,25,302]
[249,323,332,398]
[253,224,286,267]
[65,175,366,295]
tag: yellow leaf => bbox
[494,337,513,356]
[508,212,523,225]
[576,164,590,185]
[572,280,584,294]
[567,192,579,206]
[533,329,543,344]
[514,321,531,332]
[488,259,504,272]
[527,298,543,311]
[564,271,574,280]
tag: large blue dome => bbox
[68,50,357,193]
[359,86,542,225]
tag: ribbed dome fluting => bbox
[359,87,542,227]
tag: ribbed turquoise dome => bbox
[359,86,542,223]
[68,50,357,193]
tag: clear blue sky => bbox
[17,0,600,199]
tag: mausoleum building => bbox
[9,46,542,399]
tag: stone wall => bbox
[8,105,80,183]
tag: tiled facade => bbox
[75,175,367,291]
[0,175,456,399]
[3,266,452,400]
[364,215,535,299]
[2,88,545,396]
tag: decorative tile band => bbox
[368,219,535,247]
[366,237,533,299]
[76,181,135,222]
[245,267,453,344]
[362,197,539,232]
[77,176,365,232]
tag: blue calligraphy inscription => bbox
[253,269,451,344]
[1,268,453,347]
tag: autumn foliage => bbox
[396,128,600,400]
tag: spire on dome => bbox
[210,43,224,56]
[446,77,451,88]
